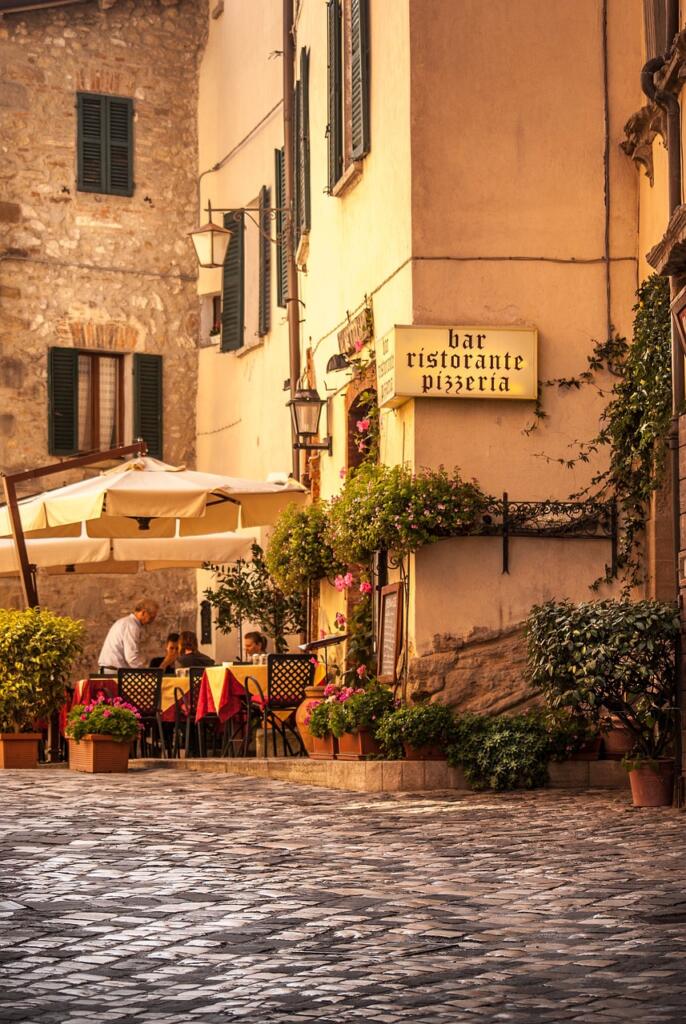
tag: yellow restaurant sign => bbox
[376,325,538,408]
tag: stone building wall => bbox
[0,0,207,672]
[408,625,536,716]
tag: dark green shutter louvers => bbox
[133,353,163,460]
[258,185,271,337]
[221,210,245,351]
[350,0,370,160]
[327,0,343,191]
[77,93,133,196]
[48,347,78,456]
[275,148,288,308]
[299,48,311,232]
[293,78,302,247]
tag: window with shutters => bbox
[77,92,134,197]
[221,210,245,351]
[48,349,124,456]
[275,148,288,308]
[327,0,369,196]
[294,49,311,250]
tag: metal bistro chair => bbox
[249,653,314,758]
[171,666,205,759]
[117,668,165,758]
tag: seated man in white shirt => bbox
[98,599,159,674]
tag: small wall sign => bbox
[377,583,403,684]
[376,324,538,408]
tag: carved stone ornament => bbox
[646,204,686,276]
[620,103,667,185]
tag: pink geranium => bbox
[353,338,364,352]
[356,418,370,433]
[356,665,367,679]
[359,580,372,595]
[335,611,347,629]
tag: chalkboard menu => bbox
[377,583,402,683]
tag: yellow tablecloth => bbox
[197,662,325,722]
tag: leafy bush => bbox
[376,702,457,758]
[66,696,141,744]
[0,608,84,732]
[266,502,344,595]
[328,681,395,738]
[327,462,490,563]
[205,543,305,653]
[447,711,554,791]
[526,598,679,759]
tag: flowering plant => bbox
[306,682,365,738]
[330,680,396,737]
[66,696,142,744]
[266,503,345,595]
[327,462,490,563]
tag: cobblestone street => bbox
[1,769,686,1023]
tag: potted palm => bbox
[0,608,84,769]
[376,701,456,760]
[66,696,142,773]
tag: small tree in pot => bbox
[0,608,84,769]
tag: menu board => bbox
[377,583,402,683]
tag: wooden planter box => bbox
[337,729,381,761]
[69,734,130,774]
[0,732,41,769]
[403,742,446,761]
[309,734,337,760]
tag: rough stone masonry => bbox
[0,0,207,668]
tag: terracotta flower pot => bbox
[337,729,381,761]
[69,734,130,774]
[309,734,337,760]
[403,742,446,761]
[628,759,674,807]
[0,732,41,769]
[602,723,635,759]
[295,685,326,755]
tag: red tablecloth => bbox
[195,668,258,723]
[59,677,118,736]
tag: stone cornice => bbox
[620,103,667,184]
[646,204,686,275]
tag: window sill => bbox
[331,159,364,198]
[236,337,265,358]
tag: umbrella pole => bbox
[1,440,147,609]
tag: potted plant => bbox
[376,700,456,760]
[331,681,395,760]
[66,696,142,773]
[306,693,338,759]
[527,598,680,805]
[0,608,84,769]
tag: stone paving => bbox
[1,769,686,1024]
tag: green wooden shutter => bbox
[275,148,288,309]
[133,353,163,459]
[107,97,134,196]
[77,93,106,193]
[258,185,271,337]
[48,347,78,456]
[77,93,133,196]
[350,0,370,160]
[299,48,311,232]
[327,0,343,191]
[221,210,245,351]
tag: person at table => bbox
[149,632,180,673]
[244,631,267,661]
[176,630,215,669]
[98,599,159,673]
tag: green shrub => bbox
[0,608,84,732]
[526,598,679,758]
[66,697,141,744]
[376,702,457,758]
[448,711,554,791]
[266,502,344,595]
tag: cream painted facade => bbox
[196,0,659,701]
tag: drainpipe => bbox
[667,0,679,51]
[643,54,684,802]
[283,0,301,481]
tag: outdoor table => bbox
[195,663,325,724]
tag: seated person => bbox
[244,631,267,661]
[177,630,215,669]
[150,632,180,673]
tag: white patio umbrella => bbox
[0,457,306,539]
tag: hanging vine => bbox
[526,275,673,588]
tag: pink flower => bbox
[343,571,354,588]
[310,657,318,666]
[334,572,354,591]
[354,338,364,352]
[80,714,87,720]
[356,665,367,678]
[103,709,112,718]
[335,611,347,629]
[359,580,372,595]
[339,467,347,479]
[356,418,370,433]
